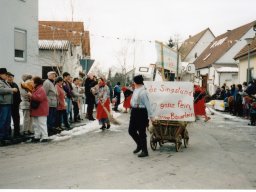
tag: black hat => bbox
[6,72,14,77]
[0,68,8,74]
[133,75,144,85]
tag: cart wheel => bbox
[183,130,189,148]
[175,135,182,152]
[184,138,189,148]
[150,134,157,151]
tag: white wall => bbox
[0,0,39,83]
[185,30,215,63]
[238,54,256,83]
[38,45,83,78]
[219,73,238,87]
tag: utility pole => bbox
[176,43,179,79]
[160,42,165,81]
[132,37,136,79]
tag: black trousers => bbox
[55,110,69,128]
[72,101,79,121]
[114,94,120,111]
[11,105,20,136]
[87,103,94,119]
[128,108,149,152]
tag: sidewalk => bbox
[206,104,249,123]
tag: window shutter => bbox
[14,29,26,51]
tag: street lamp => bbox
[245,37,254,83]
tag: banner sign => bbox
[144,81,195,122]
[155,41,178,74]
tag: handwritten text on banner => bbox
[144,81,195,122]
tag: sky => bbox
[39,0,256,73]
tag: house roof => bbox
[194,20,256,69]
[179,28,213,61]
[39,40,70,50]
[39,21,90,56]
[234,37,256,60]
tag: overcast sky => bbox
[39,0,256,73]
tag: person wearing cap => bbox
[6,72,22,138]
[128,75,154,158]
[0,68,18,145]
[20,74,34,136]
[43,71,58,136]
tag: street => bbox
[0,109,256,189]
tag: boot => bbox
[100,124,106,130]
[31,138,40,143]
[138,151,148,157]
[133,147,141,154]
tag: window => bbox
[14,28,26,61]
[139,67,149,72]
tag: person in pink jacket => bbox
[28,76,49,143]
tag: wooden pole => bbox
[160,42,165,81]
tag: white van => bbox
[134,66,154,81]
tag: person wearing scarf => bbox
[96,78,111,130]
[194,85,210,122]
[121,86,133,113]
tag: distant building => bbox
[179,28,215,81]
[38,21,91,78]
[193,20,256,95]
[0,0,39,82]
[179,28,215,63]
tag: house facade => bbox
[38,21,91,78]
[0,0,39,82]
[234,37,256,83]
[179,28,215,81]
[193,21,256,95]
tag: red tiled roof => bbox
[179,28,214,61]
[234,37,256,60]
[194,20,256,69]
[39,21,90,56]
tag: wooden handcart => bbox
[148,120,189,152]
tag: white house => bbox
[38,21,91,78]
[0,0,39,82]
[194,20,256,95]
[179,28,215,82]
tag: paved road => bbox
[0,110,256,189]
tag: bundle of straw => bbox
[99,102,121,125]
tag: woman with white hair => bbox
[20,74,34,136]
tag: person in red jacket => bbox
[96,78,111,130]
[55,76,71,130]
[28,76,49,142]
[194,85,210,122]
[121,86,133,113]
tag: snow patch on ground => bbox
[49,112,122,142]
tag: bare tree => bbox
[115,42,133,85]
